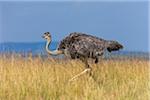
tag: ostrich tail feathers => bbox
[107,40,123,52]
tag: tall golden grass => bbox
[0,54,149,100]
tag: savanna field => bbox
[0,54,149,100]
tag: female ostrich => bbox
[42,32,123,81]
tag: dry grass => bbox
[0,54,149,100]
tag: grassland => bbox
[0,54,149,100]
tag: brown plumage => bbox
[58,32,123,63]
[42,32,123,81]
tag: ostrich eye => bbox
[44,32,50,35]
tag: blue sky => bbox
[0,1,149,52]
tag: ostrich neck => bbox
[46,40,52,54]
[45,40,62,55]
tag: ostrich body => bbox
[42,32,123,81]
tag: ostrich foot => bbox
[69,68,91,82]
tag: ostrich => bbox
[42,32,123,81]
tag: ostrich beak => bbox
[42,35,45,38]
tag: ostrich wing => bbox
[58,32,108,59]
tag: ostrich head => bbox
[42,32,63,55]
[42,32,51,41]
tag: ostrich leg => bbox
[69,58,92,82]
